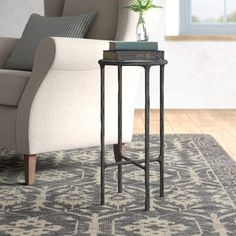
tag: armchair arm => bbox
[16,37,111,154]
[38,37,110,71]
[0,37,18,68]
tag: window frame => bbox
[180,0,236,35]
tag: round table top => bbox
[98,59,168,67]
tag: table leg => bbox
[100,65,105,205]
[118,66,123,193]
[145,66,150,211]
[160,65,165,197]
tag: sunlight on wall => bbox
[136,0,236,108]
[165,0,180,35]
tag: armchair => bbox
[0,0,139,185]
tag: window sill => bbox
[165,35,236,41]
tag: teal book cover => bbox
[109,41,158,51]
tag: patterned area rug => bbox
[0,134,236,235]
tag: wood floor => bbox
[133,109,236,161]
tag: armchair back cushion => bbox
[63,0,119,40]
[44,0,138,41]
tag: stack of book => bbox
[103,41,164,61]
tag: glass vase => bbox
[136,13,149,41]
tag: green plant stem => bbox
[138,12,145,24]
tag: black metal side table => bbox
[98,57,168,211]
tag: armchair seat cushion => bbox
[0,69,31,106]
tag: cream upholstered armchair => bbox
[0,0,139,185]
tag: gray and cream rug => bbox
[0,134,236,235]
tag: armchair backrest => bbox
[44,0,138,41]
[44,0,65,17]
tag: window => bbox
[180,0,236,35]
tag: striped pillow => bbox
[5,12,96,71]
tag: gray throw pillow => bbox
[4,12,96,71]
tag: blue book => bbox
[109,41,158,51]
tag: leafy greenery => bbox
[227,11,236,22]
[192,11,236,23]
[126,0,162,15]
[192,15,223,23]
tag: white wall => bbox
[136,0,236,108]
[0,0,43,37]
[0,0,235,108]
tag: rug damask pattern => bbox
[0,134,236,235]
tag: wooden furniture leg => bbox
[24,155,36,185]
